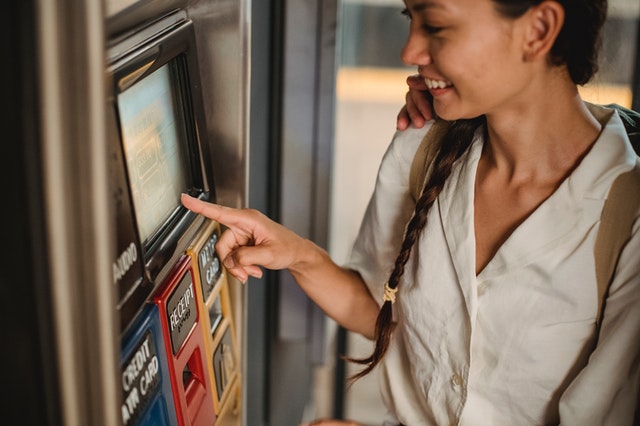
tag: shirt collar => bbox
[437,102,636,282]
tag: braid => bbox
[347,117,485,382]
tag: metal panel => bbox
[270,0,338,424]
[277,0,337,344]
[188,0,248,210]
[36,0,120,424]
[185,3,250,424]
[245,0,278,423]
[3,1,63,425]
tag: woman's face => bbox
[401,0,534,121]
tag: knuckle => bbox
[243,208,264,220]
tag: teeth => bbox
[425,78,452,89]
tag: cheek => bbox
[439,46,488,93]
[454,41,515,92]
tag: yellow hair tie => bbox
[382,282,398,304]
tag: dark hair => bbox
[494,0,608,85]
[348,0,608,381]
[347,117,485,382]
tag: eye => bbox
[402,8,443,34]
[423,24,443,34]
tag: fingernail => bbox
[249,271,263,280]
[223,256,236,269]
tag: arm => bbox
[181,195,380,339]
[396,74,433,130]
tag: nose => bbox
[401,28,431,66]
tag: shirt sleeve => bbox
[345,125,429,305]
[558,214,640,425]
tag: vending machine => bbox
[107,11,241,425]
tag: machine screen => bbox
[117,62,189,244]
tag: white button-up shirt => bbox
[347,104,640,425]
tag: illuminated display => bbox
[117,63,189,244]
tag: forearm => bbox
[289,238,380,339]
[179,195,380,337]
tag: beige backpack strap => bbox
[594,160,640,329]
[409,120,451,202]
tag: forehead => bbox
[403,0,442,12]
[403,0,488,13]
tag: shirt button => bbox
[451,374,462,387]
[477,282,487,296]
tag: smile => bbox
[425,78,453,89]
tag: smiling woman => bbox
[329,0,640,424]
[182,0,640,425]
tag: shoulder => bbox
[603,103,640,153]
[587,103,636,160]
[381,123,433,171]
[577,103,639,199]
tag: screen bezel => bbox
[108,17,215,331]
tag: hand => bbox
[181,194,306,283]
[396,74,433,130]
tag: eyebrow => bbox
[409,1,444,13]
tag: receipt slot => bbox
[187,221,241,422]
[153,256,216,426]
[121,304,179,426]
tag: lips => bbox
[424,77,453,89]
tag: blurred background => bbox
[325,0,639,424]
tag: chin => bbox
[435,105,481,122]
[434,110,459,122]
[433,103,457,121]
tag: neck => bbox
[482,82,601,184]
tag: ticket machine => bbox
[107,11,241,425]
[7,0,336,424]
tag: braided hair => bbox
[347,117,486,381]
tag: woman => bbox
[183,0,640,424]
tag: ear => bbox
[522,1,564,62]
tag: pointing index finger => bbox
[180,194,241,228]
